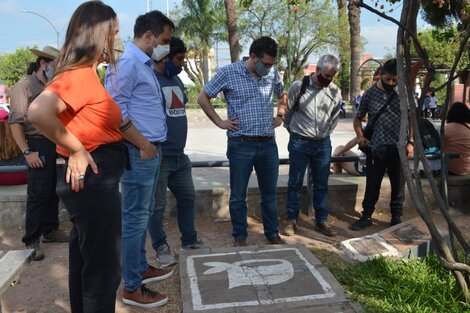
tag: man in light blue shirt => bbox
[105,10,174,309]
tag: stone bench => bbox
[1,156,467,229]
[0,249,33,313]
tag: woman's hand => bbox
[66,148,98,192]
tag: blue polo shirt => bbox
[204,59,284,137]
[105,42,167,142]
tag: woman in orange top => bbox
[28,2,125,313]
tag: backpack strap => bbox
[291,75,310,112]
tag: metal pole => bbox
[19,10,60,49]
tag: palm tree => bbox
[224,0,240,63]
[177,0,226,86]
[337,0,350,98]
[348,0,361,102]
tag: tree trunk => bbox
[396,0,469,301]
[348,0,361,101]
[337,0,350,99]
[224,0,240,63]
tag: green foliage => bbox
[420,0,455,27]
[173,0,227,88]
[185,85,226,108]
[238,0,338,85]
[416,27,468,69]
[0,47,37,88]
[329,256,470,313]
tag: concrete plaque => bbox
[180,244,360,313]
[349,237,389,255]
[391,224,427,244]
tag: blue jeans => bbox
[121,143,161,292]
[149,153,197,249]
[226,137,279,240]
[286,134,332,222]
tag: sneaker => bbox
[267,234,286,245]
[41,229,69,243]
[390,217,402,227]
[351,216,373,231]
[26,241,44,261]
[283,220,298,236]
[142,265,173,284]
[156,244,177,268]
[122,284,168,308]
[182,239,209,250]
[315,221,337,237]
[233,237,246,247]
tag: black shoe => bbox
[390,217,402,226]
[315,221,337,237]
[267,234,285,245]
[233,237,247,247]
[351,217,372,231]
[26,241,45,261]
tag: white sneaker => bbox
[156,243,177,267]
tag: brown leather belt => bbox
[241,136,274,142]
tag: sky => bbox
[0,0,421,60]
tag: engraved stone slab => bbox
[180,244,362,313]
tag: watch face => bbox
[23,149,30,156]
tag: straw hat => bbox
[29,46,59,60]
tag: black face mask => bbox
[381,78,396,92]
[317,73,332,87]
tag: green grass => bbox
[324,255,470,313]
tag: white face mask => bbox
[152,44,170,62]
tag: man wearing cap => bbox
[9,46,68,261]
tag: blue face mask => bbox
[164,60,182,78]
[44,64,54,80]
[254,59,271,77]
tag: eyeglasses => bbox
[258,58,275,69]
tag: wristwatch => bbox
[23,148,31,156]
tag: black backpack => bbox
[417,118,440,153]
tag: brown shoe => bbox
[315,221,337,237]
[142,265,173,284]
[283,220,298,236]
[122,285,168,308]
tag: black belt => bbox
[26,135,46,139]
[124,140,160,148]
[291,133,322,141]
[240,135,274,143]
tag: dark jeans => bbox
[22,138,59,245]
[286,135,332,222]
[362,145,405,218]
[56,143,126,313]
[150,154,197,249]
[226,137,279,240]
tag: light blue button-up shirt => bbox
[105,42,167,142]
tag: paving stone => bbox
[179,244,362,313]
